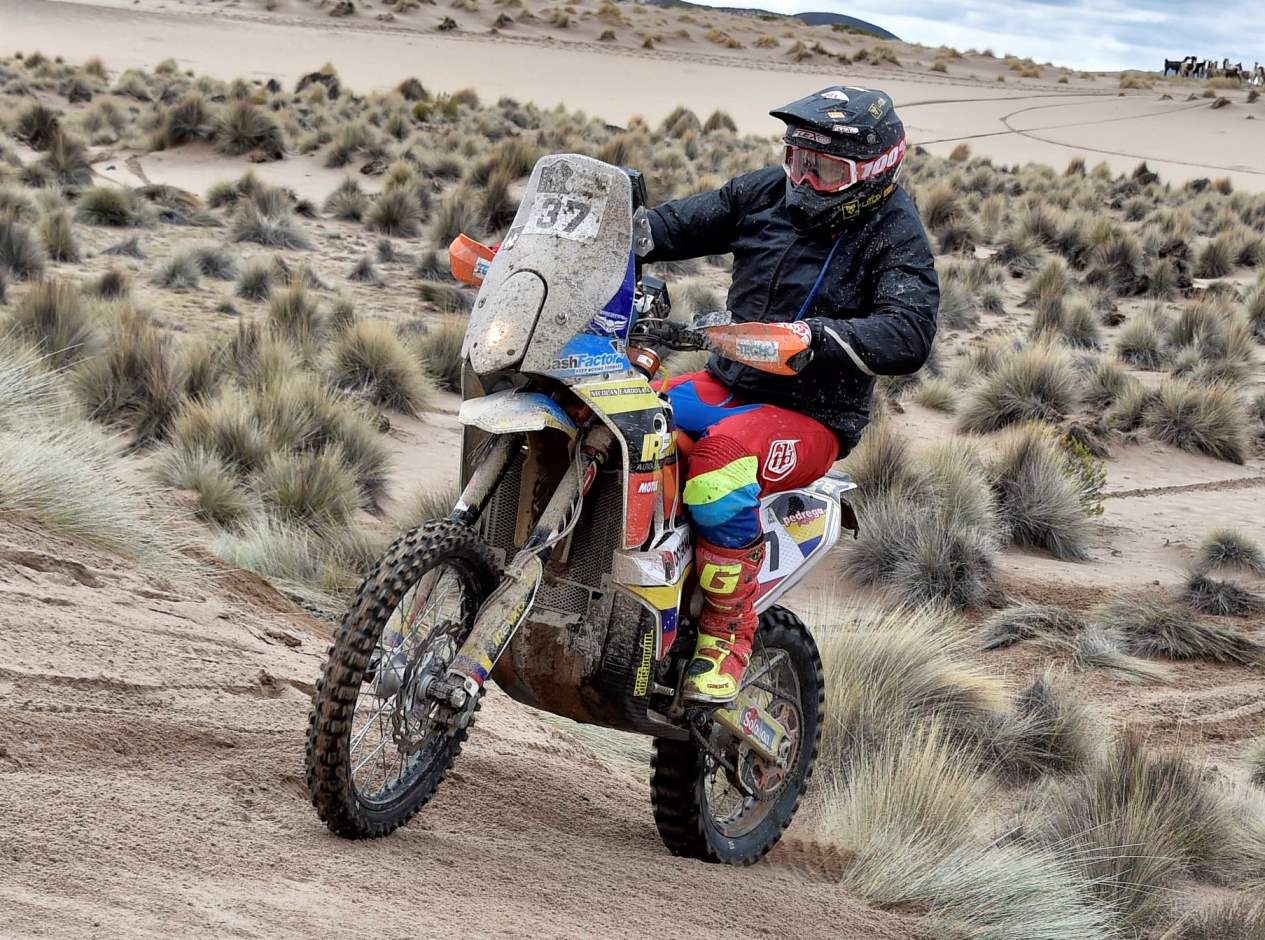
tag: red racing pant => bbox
[659,371,839,549]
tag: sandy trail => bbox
[7,0,1265,190]
[0,516,924,939]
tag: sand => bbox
[6,0,1265,190]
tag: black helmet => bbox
[770,85,907,234]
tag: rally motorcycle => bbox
[305,154,858,865]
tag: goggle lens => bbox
[783,145,856,193]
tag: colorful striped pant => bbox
[660,371,840,548]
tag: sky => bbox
[687,0,1265,72]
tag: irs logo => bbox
[765,440,799,481]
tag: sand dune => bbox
[8,0,1265,190]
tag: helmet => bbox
[770,85,907,234]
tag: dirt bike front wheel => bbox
[650,605,824,866]
[305,520,498,839]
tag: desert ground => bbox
[1,1,1265,937]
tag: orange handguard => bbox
[703,321,814,376]
[449,234,495,287]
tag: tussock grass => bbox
[150,251,202,290]
[1246,740,1265,788]
[172,391,270,474]
[429,188,482,247]
[1095,597,1264,664]
[257,448,361,525]
[1144,379,1248,464]
[236,258,273,301]
[101,235,144,259]
[1115,309,1168,368]
[154,444,256,528]
[267,283,324,349]
[89,268,131,300]
[38,209,79,262]
[841,431,998,608]
[0,219,48,280]
[408,314,466,390]
[1164,899,1265,940]
[981,603,1087,650]
[9,279,100,367]
[192,244,238,280]
[367,188,422,237]
[996,671,1098,781]
[1183,573,1264,617]
[988,423,1092,559]
[214,100,284,158]
[910,376,958,412]
[418,281,473,313]
[210,514,344,615]
[13,102,62,150]
[75,185,141,227]
[396,483,461,532]
[71,304,185,442]
[1036,731,1233,930]
[324,177,369,221]
[328,319,433,413]
[0,339,187,568]
[958,342,1080,433]
[1198,528,1265,574]
[347,254,382,286]
[231,190,310,249]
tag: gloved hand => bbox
[702,320,814,376]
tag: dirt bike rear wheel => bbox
[650,605,824,866]
[305,520,498,838]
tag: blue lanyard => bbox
[793,234,843,321]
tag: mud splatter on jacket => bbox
[645,165,939,449]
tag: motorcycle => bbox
[305,154,858,865]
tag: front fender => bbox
[458,390,577,439]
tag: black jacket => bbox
[645,166,938,450]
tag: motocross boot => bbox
[682,537,765,703]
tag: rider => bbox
[643,86,939,703]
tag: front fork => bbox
[430,425,615,726]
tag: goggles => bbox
[783,144,857,193]
[782,136,908,194]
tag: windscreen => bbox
[463,154,636,382]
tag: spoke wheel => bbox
[306,521,498,839]
[650,606,824,866]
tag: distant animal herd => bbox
[1162,56,1265,84]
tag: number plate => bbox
[523,192,605,241]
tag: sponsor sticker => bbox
[633,631,654,697]
[740,706,777,752]
[832,124,860,135]
[637,480,658,494]
[819,89,850,102]
[790,127,832,146]
[826,110,847,119]
[734,338,779,362]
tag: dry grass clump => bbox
[997,671,1098,781]
[324,178,369,221]
[75,184,142,227]
[366,188,422,237]
[0,219,47,281]
[1035,731,1233,931]
[1081,356,1135,410]
[981,603,1087,650]
[151,250,202,290]
[231,188,310,249]
[987,423,1092,559]
[958,342,1080,433]
[1183,573,1264,617]
[1164,899,1265,940]
[1095,597,1264,664]
[210,514,345,615]
[0,338,187,568]
[1247,741,1265,788]
[236,258,274,302]
[172,390,271,474]
[8,279,100,367]
[214,100,285,159]
[71,304,185,443]
[327,319,433,414]
[1198,528,1265,574]
[406,314,467,391]
[38,209,80,262]
[841,426,998,608]
[257,448,360,526]
[347,255,382,287]
[1115,309,1168,367]
[1144,379,1248,464]
[89,267,131,300]
[192,244,238,280]
[267,283,324,349]
[154,444,256,528]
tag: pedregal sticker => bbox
[523,191,607,241]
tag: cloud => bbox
[686,0,1265,70]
